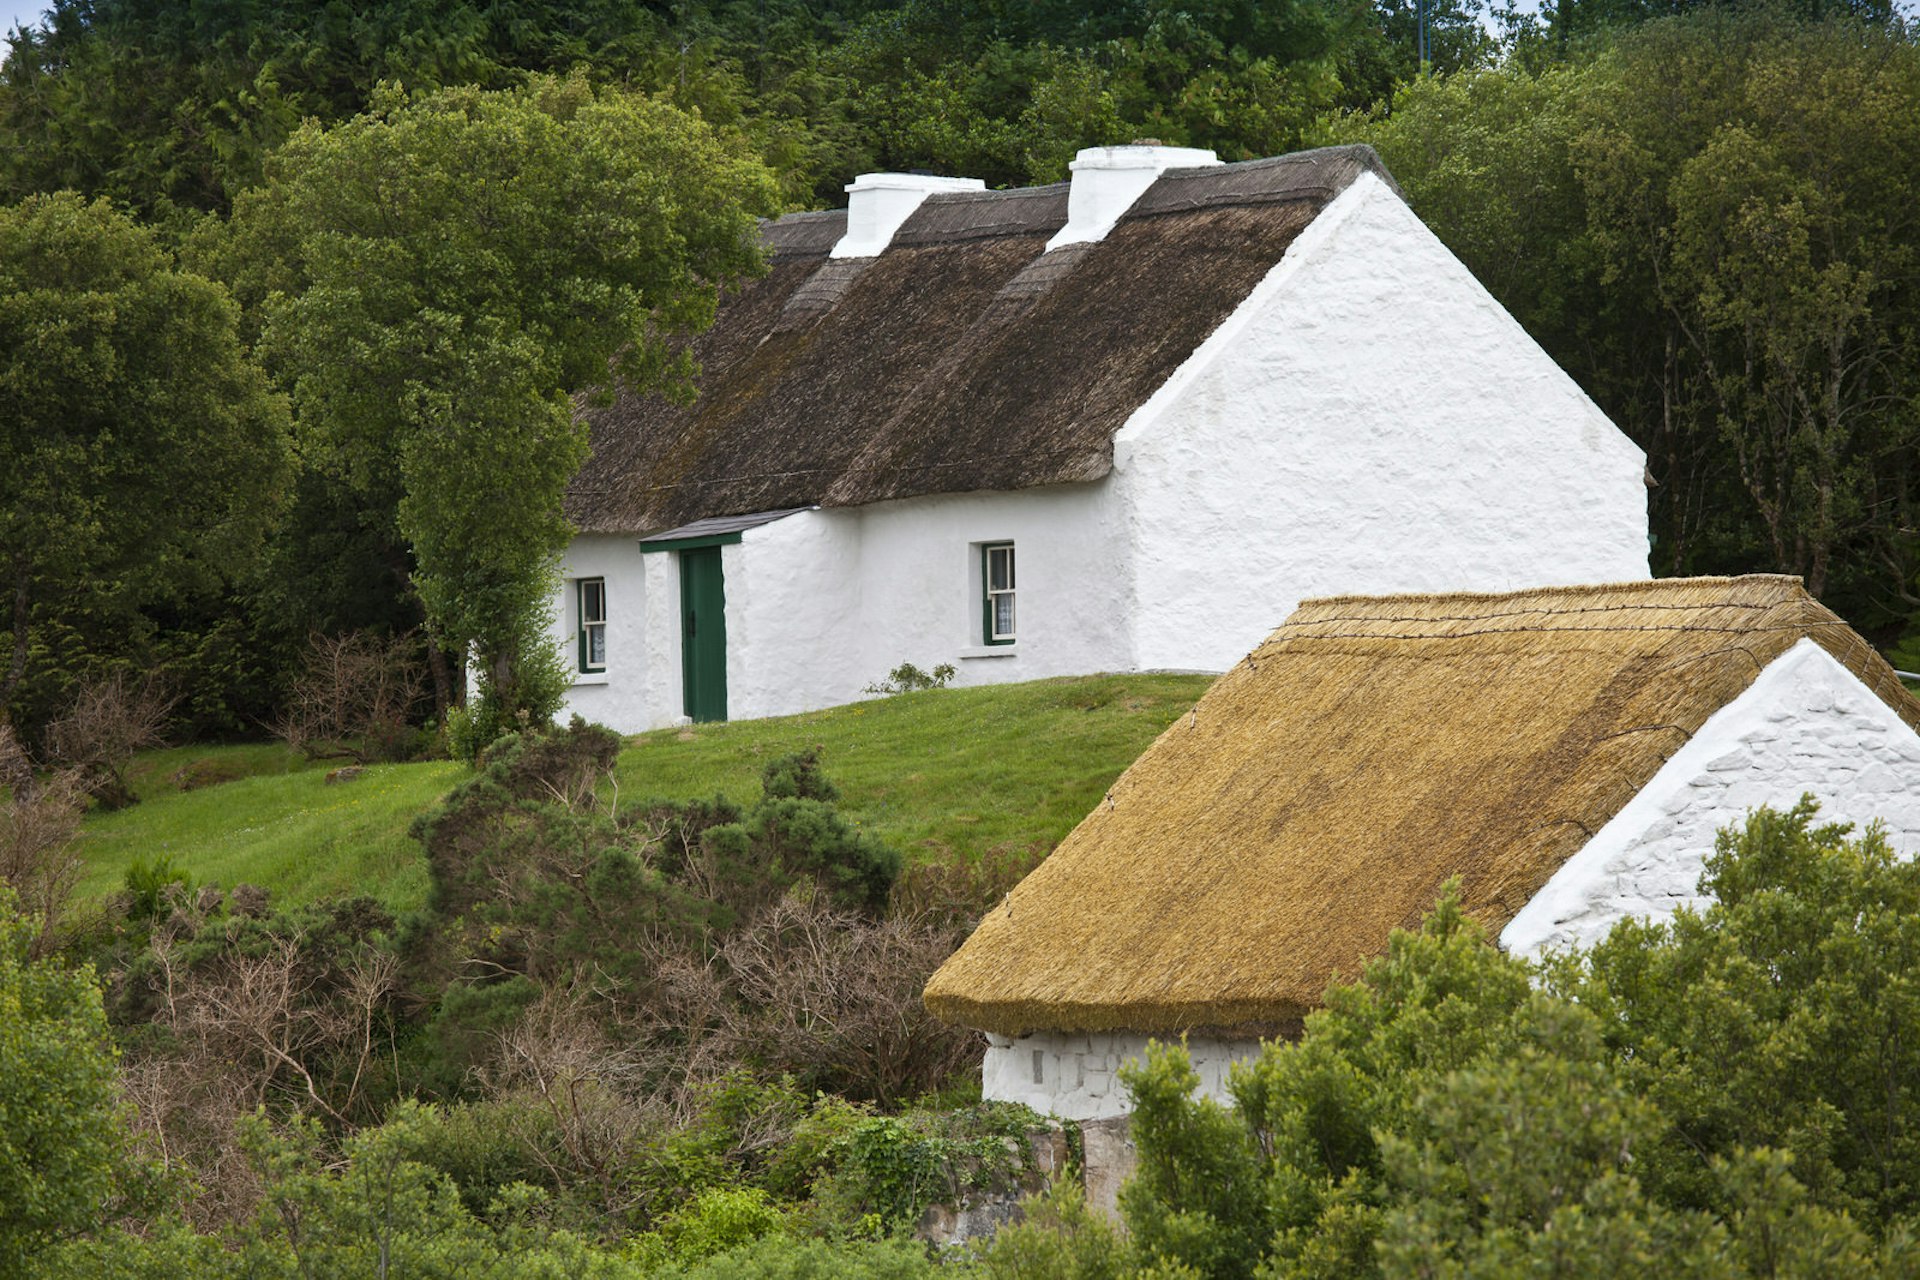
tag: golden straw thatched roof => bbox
[923,575,1920,1037]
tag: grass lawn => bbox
[75,673,1214,913]
[77,744,462,913]
[613,672,1215,862]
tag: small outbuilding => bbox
[922,575,1920,1119]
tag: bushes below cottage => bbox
[27,710,1920,1276]
[993,798,1920,1279]
[34,716,1005,1262]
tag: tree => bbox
[0,886,126,1270]
[0,192,290,725]
[217,74,777,735]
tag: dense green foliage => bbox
[7,0,1920,735]
[0,192,288,730]
[209,74,776,730]
[11,0,1920,1267]
[0,886,126,1271]
[0,0,1491,217]
[33,719,1026,1250]
[991,800,1920,1278]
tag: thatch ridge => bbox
[891,183,1070,246]
[566,147,1369,534]
[762,209,845,260]
[922,576,1920,1038]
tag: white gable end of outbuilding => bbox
[1503,637,1920,957]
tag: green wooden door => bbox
[679,547,728,722]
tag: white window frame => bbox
[982,542,1015,645]
[577,577,607,672]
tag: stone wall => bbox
[981,1029,1262,1121]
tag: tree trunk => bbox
[424,631,459,717]
[3,557,29,718]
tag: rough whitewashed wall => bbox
[1114,170,1651,673]
[839,485,1134,700]
[560,483,1136,731]
[1503,639,1920,956]
[553,533,661,732]
[981,1030,1263,1121]
[716,509,862,721]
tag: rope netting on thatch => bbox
[923,575,1920,1038]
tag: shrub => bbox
[862,663,957,696]
[275,630,430,764]
[122,855,192,926]
[654,1235,965,1279]
[653,1185,791,1264]
[0,727,86,955]
[45,671,174,809]
[1000,801,1920,1278]
[809,1104,1040,1234]
[0,887,127,1272]
[711,893,980,1105]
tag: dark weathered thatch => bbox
[566,145,1394,534]
[922,576,1920,1038]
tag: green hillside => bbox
[77,673,1214,913]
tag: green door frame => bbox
[678,546,728,722]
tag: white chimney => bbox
[830,172,986,259]
[1045,144,1221,252]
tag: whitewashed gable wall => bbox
[1503,638,1920,956]
[1113,171,1651,673]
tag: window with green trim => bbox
[982,543,1015,644]
[577,578,607,671]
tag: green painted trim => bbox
[576,578,606,673]
[679,547,728,722]
[639,531,743,554]
[981,542,1015,646]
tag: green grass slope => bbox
[77,673,1214,914]
[77,745,462,912]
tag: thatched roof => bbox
[567,146,1394,534]
[923,575,1920,1037]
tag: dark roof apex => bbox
[1128,144,1399,218]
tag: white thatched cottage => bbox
[557,143,1649,731]
[923,575,1920,1119]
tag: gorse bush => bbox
[990,799,1920,1279]
[0,886,127,1273]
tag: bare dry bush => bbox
[276,630,426,764]
[47,671,174,808]
[0,718,30,798]
[0,723,85,956]
[479,980,670,1221]
[709,890,981,1107]
[119,905,401,1227]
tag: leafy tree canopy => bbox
[0,191,289,721]
[210,74,777,729]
